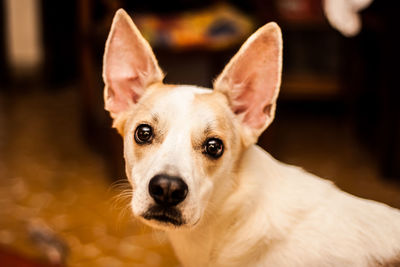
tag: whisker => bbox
[108,179,134,226]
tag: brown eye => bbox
[204,138,224,159]
[135,124,153,144]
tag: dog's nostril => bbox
[151,184,164,197]
[149,175,188,207]
[171,188,186,200]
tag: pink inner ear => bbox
[103,10,163,116]
[232,33,280,129]
[106,76,143,115]
[223,27,281,130]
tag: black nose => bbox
[149,175,188,207]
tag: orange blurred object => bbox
[133,3,254,50]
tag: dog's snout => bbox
[149,175,188,207]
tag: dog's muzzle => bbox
[143,174,188,226]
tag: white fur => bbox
[121,85,400,266]
[103,10,400,266]
[168,145,400,266]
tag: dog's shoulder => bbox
[233,145,400,266]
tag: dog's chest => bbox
[167,223,262,267]
[168,231,214,267]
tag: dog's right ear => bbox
[103,9,163,121]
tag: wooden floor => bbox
[0,87,399,266]
[0,88,178,267]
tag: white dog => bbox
[102,9,400,266]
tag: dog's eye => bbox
[204,138,224,159]
[135,124,153,144]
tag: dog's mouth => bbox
[142,205,184,226]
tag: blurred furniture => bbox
[0,1,8,87]
[77,0,399,180]
[351,1,400,178]
[76,0,345,180]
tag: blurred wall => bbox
[0,1,6,85]
[4,0,43,74]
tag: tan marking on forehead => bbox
[112,83,176,136]
[194,91,230,112]
[193,91,234,138]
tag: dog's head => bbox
[102,9,282,230]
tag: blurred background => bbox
[0,0,399,266]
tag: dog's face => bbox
[103,9,282,230]
[121,85,241,229]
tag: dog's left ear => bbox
[214,22,282,146]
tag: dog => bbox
[102,9,400,267]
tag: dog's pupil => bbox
[139,127,151,140]
[140,130,149,139]
[209,143,218,153]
